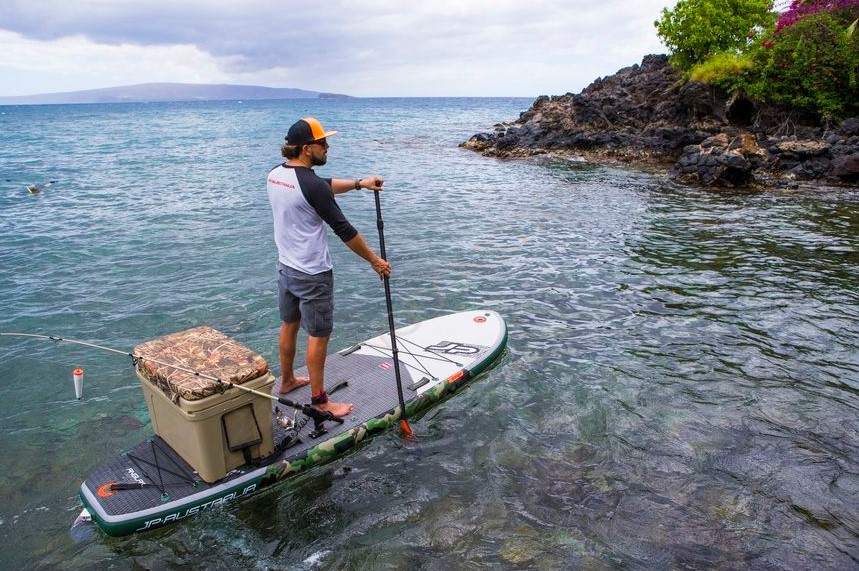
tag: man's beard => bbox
[311,153,327,166]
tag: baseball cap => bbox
[285,117,338,145]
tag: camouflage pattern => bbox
[133,326,270,402]
[266,370,472,480]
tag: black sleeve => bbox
[298,170,358,242]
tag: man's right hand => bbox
[372,256,391,279]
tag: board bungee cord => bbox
[0,325,452,434]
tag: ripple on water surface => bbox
[1,101,858,569]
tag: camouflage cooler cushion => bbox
[133,326,270,402]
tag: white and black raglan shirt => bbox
[267,164,358,275]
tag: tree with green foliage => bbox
[655,0,777,70]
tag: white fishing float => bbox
[73,367,84,399]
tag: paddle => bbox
[373,189,415,439]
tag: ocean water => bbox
[1,98,858,570]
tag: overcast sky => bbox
[1,1,674,98]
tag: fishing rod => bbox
[373,189,414,439]
[0,332,343,431]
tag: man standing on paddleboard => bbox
[267,117,391,418]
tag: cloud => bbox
[0,31,233,94]
[0,0,670,97]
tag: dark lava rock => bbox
[462,54,858,188]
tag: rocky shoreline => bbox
[462,55,859,188]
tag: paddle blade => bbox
[399,418,421,450]
[400,418,413,437]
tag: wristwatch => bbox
[354,179,361,190]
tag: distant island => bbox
[0,83,351,105]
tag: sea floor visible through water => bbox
[1,97,858,570]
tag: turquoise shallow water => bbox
[1,98,859,570]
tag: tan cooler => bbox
[133,326,275,483]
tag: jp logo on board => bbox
[427,341,481,356]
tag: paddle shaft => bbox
[373,191,411,434]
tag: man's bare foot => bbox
[315,400,354,418]
[278,375,310,394]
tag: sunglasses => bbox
[306,139,328,148]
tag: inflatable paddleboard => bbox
[76,309,507,536]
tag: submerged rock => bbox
[462,54,859,188]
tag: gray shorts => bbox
[277,263,334,337]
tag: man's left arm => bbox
[331,175,385,194]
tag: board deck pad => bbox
[79,310,507,535]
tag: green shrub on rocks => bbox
[658,0,859,120]
[689,52,756,91]
[745,5,859,119]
